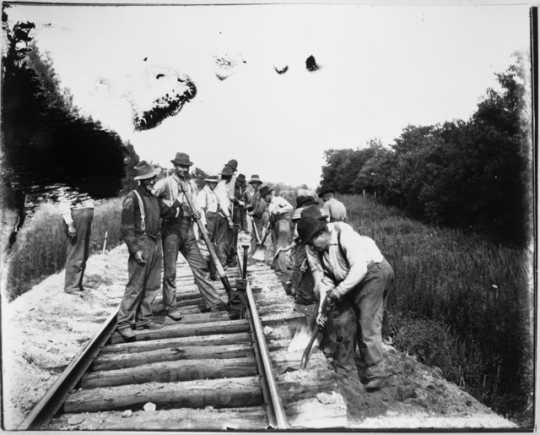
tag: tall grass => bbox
[340,194,533,426]
[6,198,123,300]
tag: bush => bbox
[343,194,533,426]
[6,198,122,300]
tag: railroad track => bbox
[20,243,347,430]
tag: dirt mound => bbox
[2,246,127,429]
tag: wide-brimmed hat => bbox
[171,152,193,167]
[249,174,262,185]
[225,159,238,171]
[318,187,334,198]
[297,216,327,244]
[296,189,319,208]
[134,161,160,180]
[260,184,273,197]
[204,175,219,183]
[221,165,234,177]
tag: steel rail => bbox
[18,311,118,430]
[236,244,289,429]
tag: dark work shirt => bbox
[121,186,162,255]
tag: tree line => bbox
[319,57,531,246]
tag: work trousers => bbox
[324,259,394,380]
[64,208,94,292]
[271,214,292,273]
[206,212,228,280]
[117,237,162,330]
[290,244,316,305]
[162,218,226,311]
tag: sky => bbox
[7,3,530,188]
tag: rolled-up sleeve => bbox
[306,246,324,284]
[121,194,141,256]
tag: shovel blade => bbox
[252,247,266,262]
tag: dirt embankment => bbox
[2,246,128,429]
[2,243,516,430]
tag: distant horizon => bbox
[6,4,530,188]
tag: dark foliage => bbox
[1,15,139,202]
[319,58,531,246]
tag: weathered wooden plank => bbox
[101,332,251,354]
[64,376,263,413]
[154,310,231,325]
[109,319,249,344]
[48,407,268,430]
[92,343,254,371]
[82,357,257,388]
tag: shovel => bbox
[252,222,270,262]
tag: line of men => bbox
[62,151,393,391]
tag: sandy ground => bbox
[1,239,517,430]
[1,245,129,429]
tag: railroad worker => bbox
[260,184,293,273]
[288,191,323,299]
[297,216,394,391]
[117,161,163,340]
[219,164,238,267]
[246,174,266,252]
[198,174,234,280]
[288,204,327,318]
[233,173,249,232]
[319,189,347,222]
[59,186,95,295]
[153,152,227,317]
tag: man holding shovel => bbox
[153,153,227,318]
[198,175,234,281]
[260,184,293,272]
[297,216,394,391]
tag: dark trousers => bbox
[324,259,394,380]
[162,219,226,311]
[291,244,316,305]
[271,215,292,273]
[206,212,228,280]
[64,208,93,292]
[117,237,162,329]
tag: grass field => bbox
[6,198,123,301]
[340,194,533,426]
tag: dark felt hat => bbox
[260,184,273,198]
[297,216,327,244]
[221,165,234,176]
[133,161,160,180]
[249,174,262,184]
[225,159,238,171]
[171,152,193,166]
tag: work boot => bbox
[136,321,162,330]
[65,289,83,297]
[117,327,136,341]
[167,310,183,321]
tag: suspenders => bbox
[318,230,350,285]
[132,190,146,233]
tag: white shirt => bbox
[214,180,232,217]
[322,198,347,222]
[306,222,384,298]
[57,187,94,225]
[198,184,230,219]
[268,196,293,216]
[153,175,202,213]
